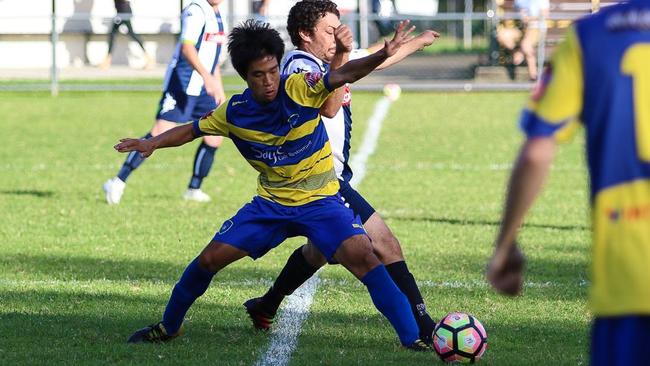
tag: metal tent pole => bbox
[50,0,59,96]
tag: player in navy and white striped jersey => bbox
[103,0,227,204]
[243,0,442,345]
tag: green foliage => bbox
[0,90,589,365]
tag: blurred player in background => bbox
[100,0,154,69]
[243,0,441,345]
[119,19,432,351]
[487,1,650,364]
[103,0,227,204]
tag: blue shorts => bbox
[338,179,376,223]
[155,75,217,123]
[591,316,650,366]
[213,195,367,261]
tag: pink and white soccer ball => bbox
[433,312,488,363]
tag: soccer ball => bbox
[433,312,488,363]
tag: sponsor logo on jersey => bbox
[342,85,352,106]
[606,204,650,222]
[304,72,323,88]
[218,219,234,234]
[204,32,227,44]
[161,92,177,114]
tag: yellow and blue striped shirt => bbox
[193,72,339,206]
[520,0,650,316]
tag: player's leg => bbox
[127,240,248,343]
[300,195,422,349]
[520,27,539,80]
[339,180,437,342]
[244,241,326,329]
[102,119,175,204]
[100,21,120,69]
[184,93,219,202]
[128,197,289,343]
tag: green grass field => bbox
[0,90,590,365]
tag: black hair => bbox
[287,0,340,47]
[228,19,285,78]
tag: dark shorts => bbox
[213,194,367,261]
[338,179,376,224]
[156,79,217,123]
[591,315,650,366]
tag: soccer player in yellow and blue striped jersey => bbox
[487,1,650,364]
[115,19,431,350]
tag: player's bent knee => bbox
[198,240,247,273]
[335,235,381,278]
[302,243,327,268]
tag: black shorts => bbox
[338,179,376,224]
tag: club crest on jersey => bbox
[342,85,352,106]
[531,65,553,102]
[304,72,323,88]
[204,32,227,44]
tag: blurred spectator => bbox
[514,0,549,80]
[251,0,271,21]
[372,0,397,37]
[100,0,153,69]
[495,0,548,80]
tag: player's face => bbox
[246,55,281,103]
[302,12,340,63]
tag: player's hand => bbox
[416,30,440,50]
[114,138,155,158]
[203,74,220,99]
[383,20,416,57]
[214,88,227,105]
[486,243,525,296]
[334,24,353,53]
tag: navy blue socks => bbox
[189,142,217,189]
[162,258,215,334]
[117,132,151,182]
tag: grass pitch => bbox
[0,89,589,365]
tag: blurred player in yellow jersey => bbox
[486,1,650,364]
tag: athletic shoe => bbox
[183,188,211,202]
[103,177,126,205]
[243,297,276,331]
[420,321,436,346]
[127,322,182,343]
[404,339,434,352]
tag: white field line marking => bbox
[255,96,393,366]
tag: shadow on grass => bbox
[384,215,589,232]
[0,189,55,198]
[0,253,285,283]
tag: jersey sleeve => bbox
[520,26,583,142]
[281,56,321,76]
[284,72,334,108]
[180,4,206,45]
[192,99,230,136]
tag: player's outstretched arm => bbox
[376,30,440,70]
[114,123,197,158]
[327,20,415,89]
[486,137,556,296]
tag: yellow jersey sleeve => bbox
[192,99,230,137]
[520,26,584,142]
[284,72,334,108]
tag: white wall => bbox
[0,0,437,69]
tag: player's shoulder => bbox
[281,50,326,75]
